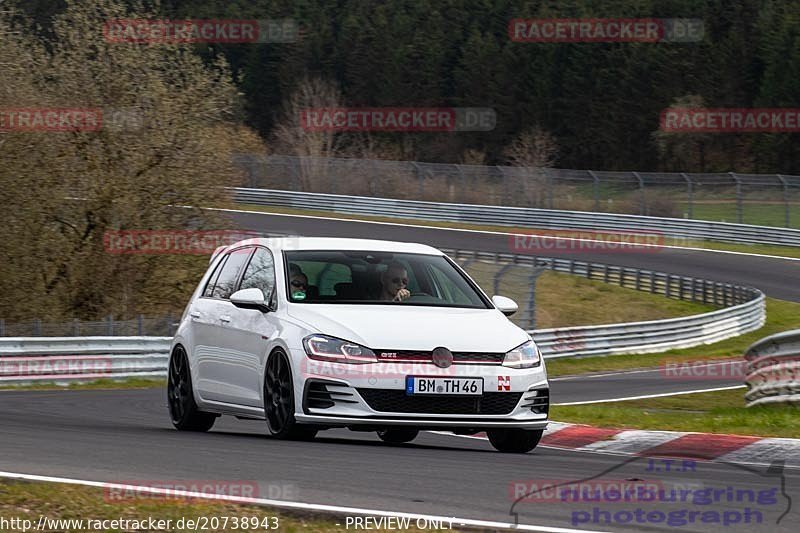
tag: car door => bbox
[222,246,280,407]
[193,246,254,403]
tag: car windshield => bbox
[283,250,490,308]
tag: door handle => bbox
[219,315,232,323]
[189,311,201,319]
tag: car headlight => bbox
[502,340,541,369]
[302,334,377,364]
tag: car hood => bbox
[286,304,529,353]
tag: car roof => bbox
[213,236,444,262]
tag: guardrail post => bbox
[665,275,672,298]
[681,173,693,218]
[635,270,642,290]
[138,314,144,336]
[603,264,609,283]
[497,166,510,206]
[544,168,554,209]
[33,318,41,336]
[588,170,600,211]
[72,318,79,336]
[0,318,4,336]
[632,172,645,215]
[777,174,790,227]
[730,172,743,223]
[412,162,424,199]
[525,266,548,330]
[106,315,114,335]
[649,272,656,293]
[493,263,515,296]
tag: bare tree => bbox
[272,77,346,190]
[503,126,558,207]
[0,0,264,321]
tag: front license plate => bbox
[405,376,483,396]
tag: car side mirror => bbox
[492,295,518,316]
[230,288,271,312]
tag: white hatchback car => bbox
[168,237,549,452]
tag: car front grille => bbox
[357,389,523,415]
[375,350,504,365]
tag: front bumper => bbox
[292,349,549,430]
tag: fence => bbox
[0,315,178,337]
[234,155,800,228]
[744,330,800,407]
[231,187,800,246]
[0,250,765,383]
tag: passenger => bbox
[288,264,309,300]
[380,262,411,302]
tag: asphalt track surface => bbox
[1,388,798,532]
[3,209,798,531]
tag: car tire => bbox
[376,428,419,444]
[264,350,318,441]
[167,346,217,432]
[487,429,543,453]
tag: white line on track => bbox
[210,206,800,262]
[0,471,608,533]
[552,385,747,405]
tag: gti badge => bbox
[431,347,453,368]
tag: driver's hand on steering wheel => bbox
[393,288,411,301]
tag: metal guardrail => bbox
[0,337,171,385]
[235,155,800,227]
[744,330,800,407]
[231,187,800,247]
[446,250,765,359]
[0,251,765,383]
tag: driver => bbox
[380,262,411,302]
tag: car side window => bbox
[211,248,253,300]
[202,255,227,298]
[239,248,276,301]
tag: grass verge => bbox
[0,479,437,532]
[231,203,800,259]
[550,388,799,438]
[0,377,165,391]
[545,297,800,377]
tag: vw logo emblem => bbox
[432,347,453,368]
